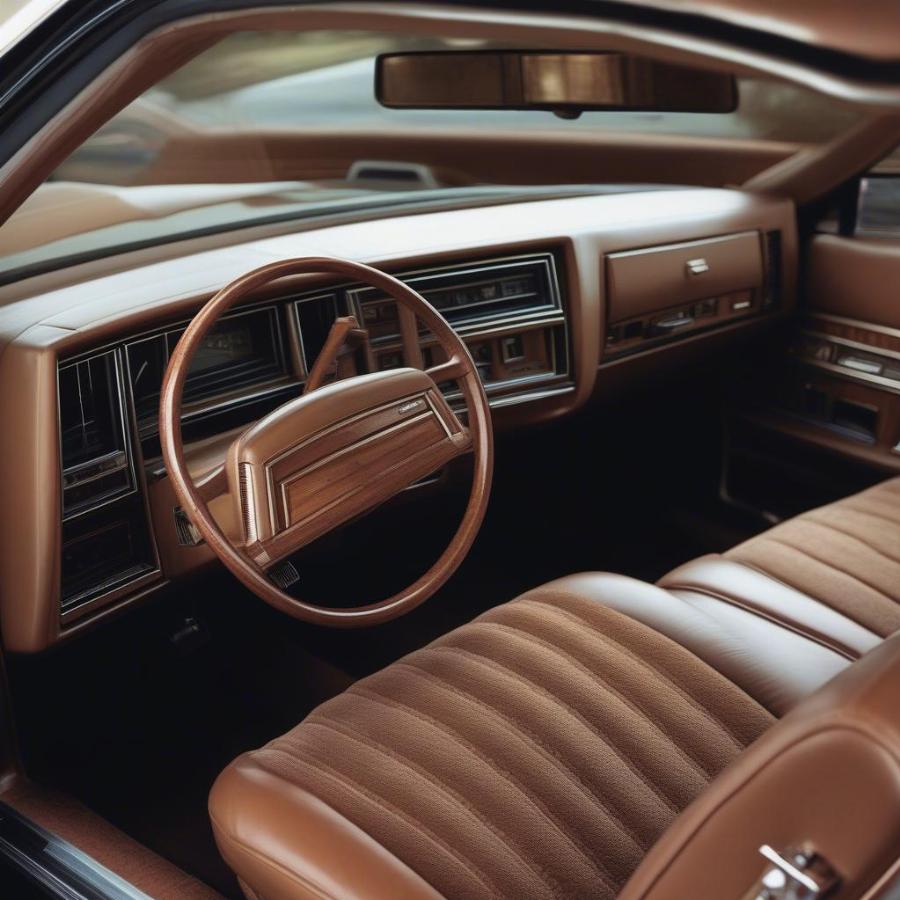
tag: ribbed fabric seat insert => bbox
[248,592,773,899]
[727,476,900,638]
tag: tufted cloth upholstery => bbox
[724,475,900,638]
[210,582,774,900]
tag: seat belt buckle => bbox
[747,843,840,899]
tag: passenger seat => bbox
[660,476,900,670]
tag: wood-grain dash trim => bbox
[276,410,437,528]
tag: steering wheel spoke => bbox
[194,465,228,503]
[426,354,471,384]
[302,315,368,395]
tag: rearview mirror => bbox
[376,51,737,115]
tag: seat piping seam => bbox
[723,554,891,636]
[661,580,859,662]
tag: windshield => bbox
[0,28,859,281]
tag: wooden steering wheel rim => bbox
[160,256,494,626]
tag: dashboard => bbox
[0,188,797,651]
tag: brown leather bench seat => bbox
[659,475,900,667]
[209,477,900,900]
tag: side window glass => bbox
[857,150,900,236]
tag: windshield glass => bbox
[0,28,859,281]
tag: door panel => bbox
[808,234,900,329]
[725,231,900,519]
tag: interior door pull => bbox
[838,355,883,376]
[655,313,695,330]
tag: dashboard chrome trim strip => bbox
[346,252,563,342]
[805,330,900,364]
[800,357,900,397]
[57,347,138,523]
[124,302,292,437]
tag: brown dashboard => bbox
[0,188,797,651]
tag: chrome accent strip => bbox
[442,370,565,404]
[58,348,138,523]
[0,800,152,900]
[483,384,576,409]
[58,348,163,617]
[800,358,900,396]
[125,303,290,436]
[347,252,564,341]
[808,312,900,342]
[805,329,900,364]
[60,565,158,615]
[341,251,570,399]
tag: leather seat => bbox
[210,477,900,899]
[209,575,850,899]
[659,475,900,662]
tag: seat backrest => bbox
[620,633,900,899]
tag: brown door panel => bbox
[726,233,900,510]
[135,128,796,189]
[808,234,900,330]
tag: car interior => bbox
[0,1,899,898]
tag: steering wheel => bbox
[160,257,493,626]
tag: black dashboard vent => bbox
[58,350,133,516]
[763,230,782,309]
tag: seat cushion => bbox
[211,577,775,900]
[725,476,900,638]
[660,555,882,661]
[659,476,900,672]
